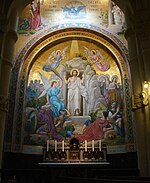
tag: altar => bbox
[42,137,108,163]
[39,137,109,183]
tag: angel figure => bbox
[83,47,110,72]
[38,72,67,118]
[43,47,68,74]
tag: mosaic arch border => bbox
[6,23,135,154]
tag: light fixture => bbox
[143,80,150,106]
[144,81,149,89]
[131,81,150,111]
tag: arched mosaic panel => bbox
[6,25,134,154]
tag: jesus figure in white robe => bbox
[64,69,88,116]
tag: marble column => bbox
[125,6,150,176]
[0,16,9,170]
[0,20,18,170]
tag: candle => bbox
[85,140,87,152]
[54,140,57,152]
[99,140,101,151]
[62,140,64,152]
[47,140,49,152]
[92,140,94,151]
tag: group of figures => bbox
[76,102,124,141]
[37,46,112,117]
[37,68,88,117]
[99,74,123,108]
[25,46,125,144]
[26,99,124,143]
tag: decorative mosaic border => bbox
[124,75,134,143]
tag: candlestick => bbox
[47,140,49,152]
[99,140,101,151]
[85,140,87,152]
[92,140,94,151]
[54,140,57,152]
[62,140,64,152]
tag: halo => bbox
[111,75,118,81]
[70,68,80,76]
[98,74,105,82]
[105,74,110,79]
[91,49,97,54]
[50,79,59,86]
[56,50,62,54]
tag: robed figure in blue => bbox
[47,80,66,117]
[38,72,68,118]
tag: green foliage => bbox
[26,96,47,108]
[17,29,37,35]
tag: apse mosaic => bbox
[24,39,126,150]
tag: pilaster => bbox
[0,17,18,169]
[125,5,150,176]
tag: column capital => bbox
[6,29,18,42]
[0,95,8,112]
[2,58,14,68]
[124,28,134,40]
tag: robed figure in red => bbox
[30,0,41,30]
